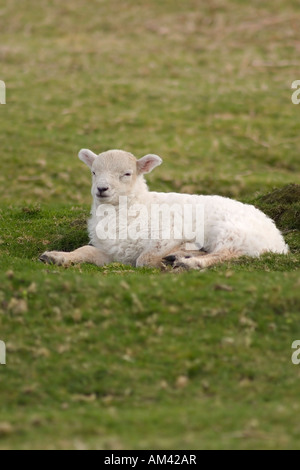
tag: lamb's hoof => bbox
[39,253,53,264]
[174,257,207,271]
[163,255,177,266]
[163,253,193,267]
[39,251,68,266]
[173,259,192,270]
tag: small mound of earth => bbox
[254,184,300,231]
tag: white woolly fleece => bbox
[82,149,288,266]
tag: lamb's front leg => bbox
[40,246,110,267]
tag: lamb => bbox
[40,149,289,270]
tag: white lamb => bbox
[40,149,289,269]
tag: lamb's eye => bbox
[124,172,132,177]
[92,171,96,176]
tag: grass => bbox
[0,0,300,450]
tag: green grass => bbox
[0,0,300,450]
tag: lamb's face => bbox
[91,151,138,204]
[79,148,163,205]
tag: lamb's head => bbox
[79,149,162,204]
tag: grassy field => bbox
[0,0,300,450]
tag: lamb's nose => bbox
[97,186,109,196]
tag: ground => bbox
[0,0,300,450]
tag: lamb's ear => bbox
[78,149,98,168]
[137,154,163,175]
